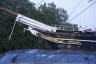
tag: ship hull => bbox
[33,30,96,52]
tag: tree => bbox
[0,0,52,53]
[38,3,68,25]
[0,0,76,53]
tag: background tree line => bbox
[0,0,78,53]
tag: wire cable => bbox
[68,1,96,22]
[69,0,82,16]
[8,20,17,40]
[36,0,45,6]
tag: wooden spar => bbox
[0,8,17,16]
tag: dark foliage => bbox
[0,0,77,53]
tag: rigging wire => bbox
[68,1,96,22]
[8,20,17,40]
[69,0,82,16]
[36,0,45,6]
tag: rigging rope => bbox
[36,0,45,6]
[68,1,96,22]
[69,0,82,16]
[8,20,17,40]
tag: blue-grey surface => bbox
[0,49,96,64]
